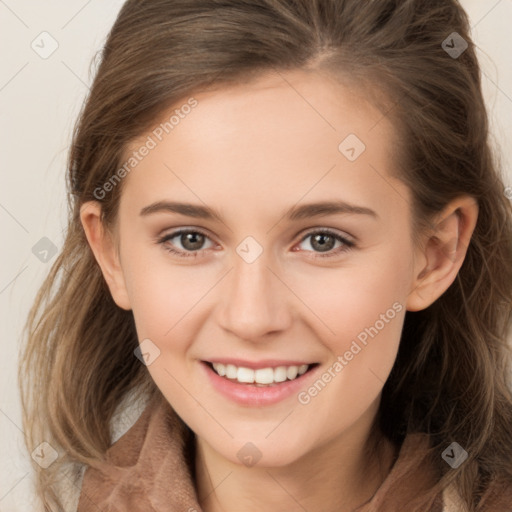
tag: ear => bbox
[80,201,131,310]
[406,196,479,312]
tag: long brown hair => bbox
[19,0,512,510]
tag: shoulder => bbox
[443,479,512,511]
[442,483,469,512]
[75,390,160,511]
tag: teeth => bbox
[225,364,237,379]
[211,362,311,385]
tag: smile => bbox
[210,362,311,385]
[201,360,320,406]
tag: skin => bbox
[81,68,479,512]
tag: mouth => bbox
[203,361,320,387]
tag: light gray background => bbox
[1,1,511,510]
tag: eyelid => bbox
[157,226,356,259]
[157,226,217,249]
[157,225,354,244]
[297,226,355,244]
[295,228,355,258]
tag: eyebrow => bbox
[140,200,379,222]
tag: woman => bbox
[19,1,512,510]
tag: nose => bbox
[217,250,292,342]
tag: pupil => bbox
[182,232,204,250]
[312,234,334,252]
[179,232,335,253]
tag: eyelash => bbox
[157,228,355,259]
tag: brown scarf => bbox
[77,393,445,512]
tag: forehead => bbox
[152,69,392,153]
[119,68,409,224]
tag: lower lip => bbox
[201,361,320,407]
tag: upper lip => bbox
[204,358,317,370]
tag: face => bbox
[104,69,420,467]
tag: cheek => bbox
[124,230,411,353]
[121,240,214,339]
[122,249,209,404]
[293,267,406,438]
[117,229,411,462]
[288,248,409,409]
[289,253,409,348]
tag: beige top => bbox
[74,393,507,512]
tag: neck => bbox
[193,405,397,512]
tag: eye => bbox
[295,229,355,258]
[157,227,355,260]
[158,228,215,258]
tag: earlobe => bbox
[406,196,478,312]
[79,201,132,310]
